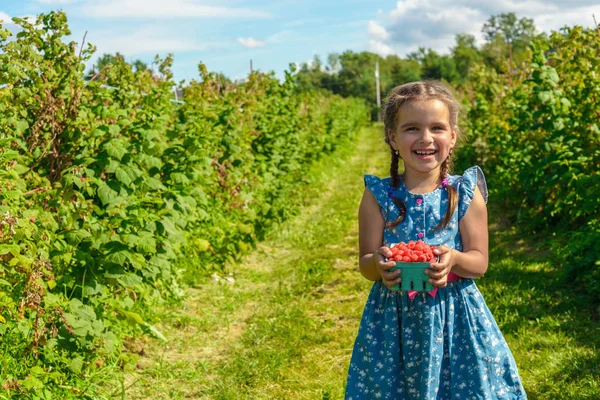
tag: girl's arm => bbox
[452,185,489,278]
[358,188,387,281]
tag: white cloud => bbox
[0,12,39,30]
[534,5,600,32]
[89,26,222,55]
[376,0,600,57]
[367,20,394,56]
[369,39,394,57]
[368,20,390,41]
[238,37,265,49]
[236,31,290,49]
[0,12,11,23]
[390,0,421,19]
[80,0,271,19]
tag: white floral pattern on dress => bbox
[345,166,527,399]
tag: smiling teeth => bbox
[415,151,436,155]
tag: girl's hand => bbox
[426,245,455,288]
[373,247,401,291]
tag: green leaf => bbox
[69,357,84,374]
[14,119,29,134]
[146,176,165,190]
[65,229,91,246]
[97,182,118,205]
[105,250,131,265]
[104,139,127,160]
[115,166,133,186]
[117,273,143,287]
[537,91,553,104]
[118,309,145,325]
[146,324,167,342]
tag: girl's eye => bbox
[433,126,445,130]
[406,127,418,131]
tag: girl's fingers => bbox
[375,254,398,272]
[385,277,401,290]
[427,271,446,279]
[434,245,450,253]
[426,267,451,279]
[428,277,448,287]
[376,260,397,272]
[381,268,401,280]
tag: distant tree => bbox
[482,12,537,72]
[337,51,380,99]
[408,48,458,83]
[86,53,150,80]
[96,52,125,70]
[132,59,148,72]
[326,53,341,74]
[451,34,482,82]
[385,55,421,91]
[295,55,331,92]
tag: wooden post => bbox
[250,59,253,74]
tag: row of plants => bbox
[0,12,369,398]
[456,26,600,304]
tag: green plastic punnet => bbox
[390,262,434,292]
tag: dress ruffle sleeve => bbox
[458,166,488,221]
[364,174,389,221]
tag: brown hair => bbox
[383,80,461,231]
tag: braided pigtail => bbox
[432,154,458,232]
[386,149,406,229]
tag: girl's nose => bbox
[420,129,434,142]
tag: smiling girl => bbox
[344,81,526,399]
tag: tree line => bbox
[293,12,542,116]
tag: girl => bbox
[345,81,526,399]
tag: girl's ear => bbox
[387,129,398,150]
[450,127,458,148]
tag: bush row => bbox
[456,26,600,303]
[0,12,369,396]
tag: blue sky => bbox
[1,0,599,83]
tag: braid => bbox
[386,149,406,229]
[433,155,458,232]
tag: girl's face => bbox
[388,99,457,177]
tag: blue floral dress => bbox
[345,166,527,400]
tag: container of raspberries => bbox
[387,240,437,292]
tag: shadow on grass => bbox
[478,204,600,395]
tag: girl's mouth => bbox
[413,150,437,160]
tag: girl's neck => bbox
[401,168,441,194]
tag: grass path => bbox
[124,126,600,399]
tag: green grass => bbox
[123,125,600,399]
